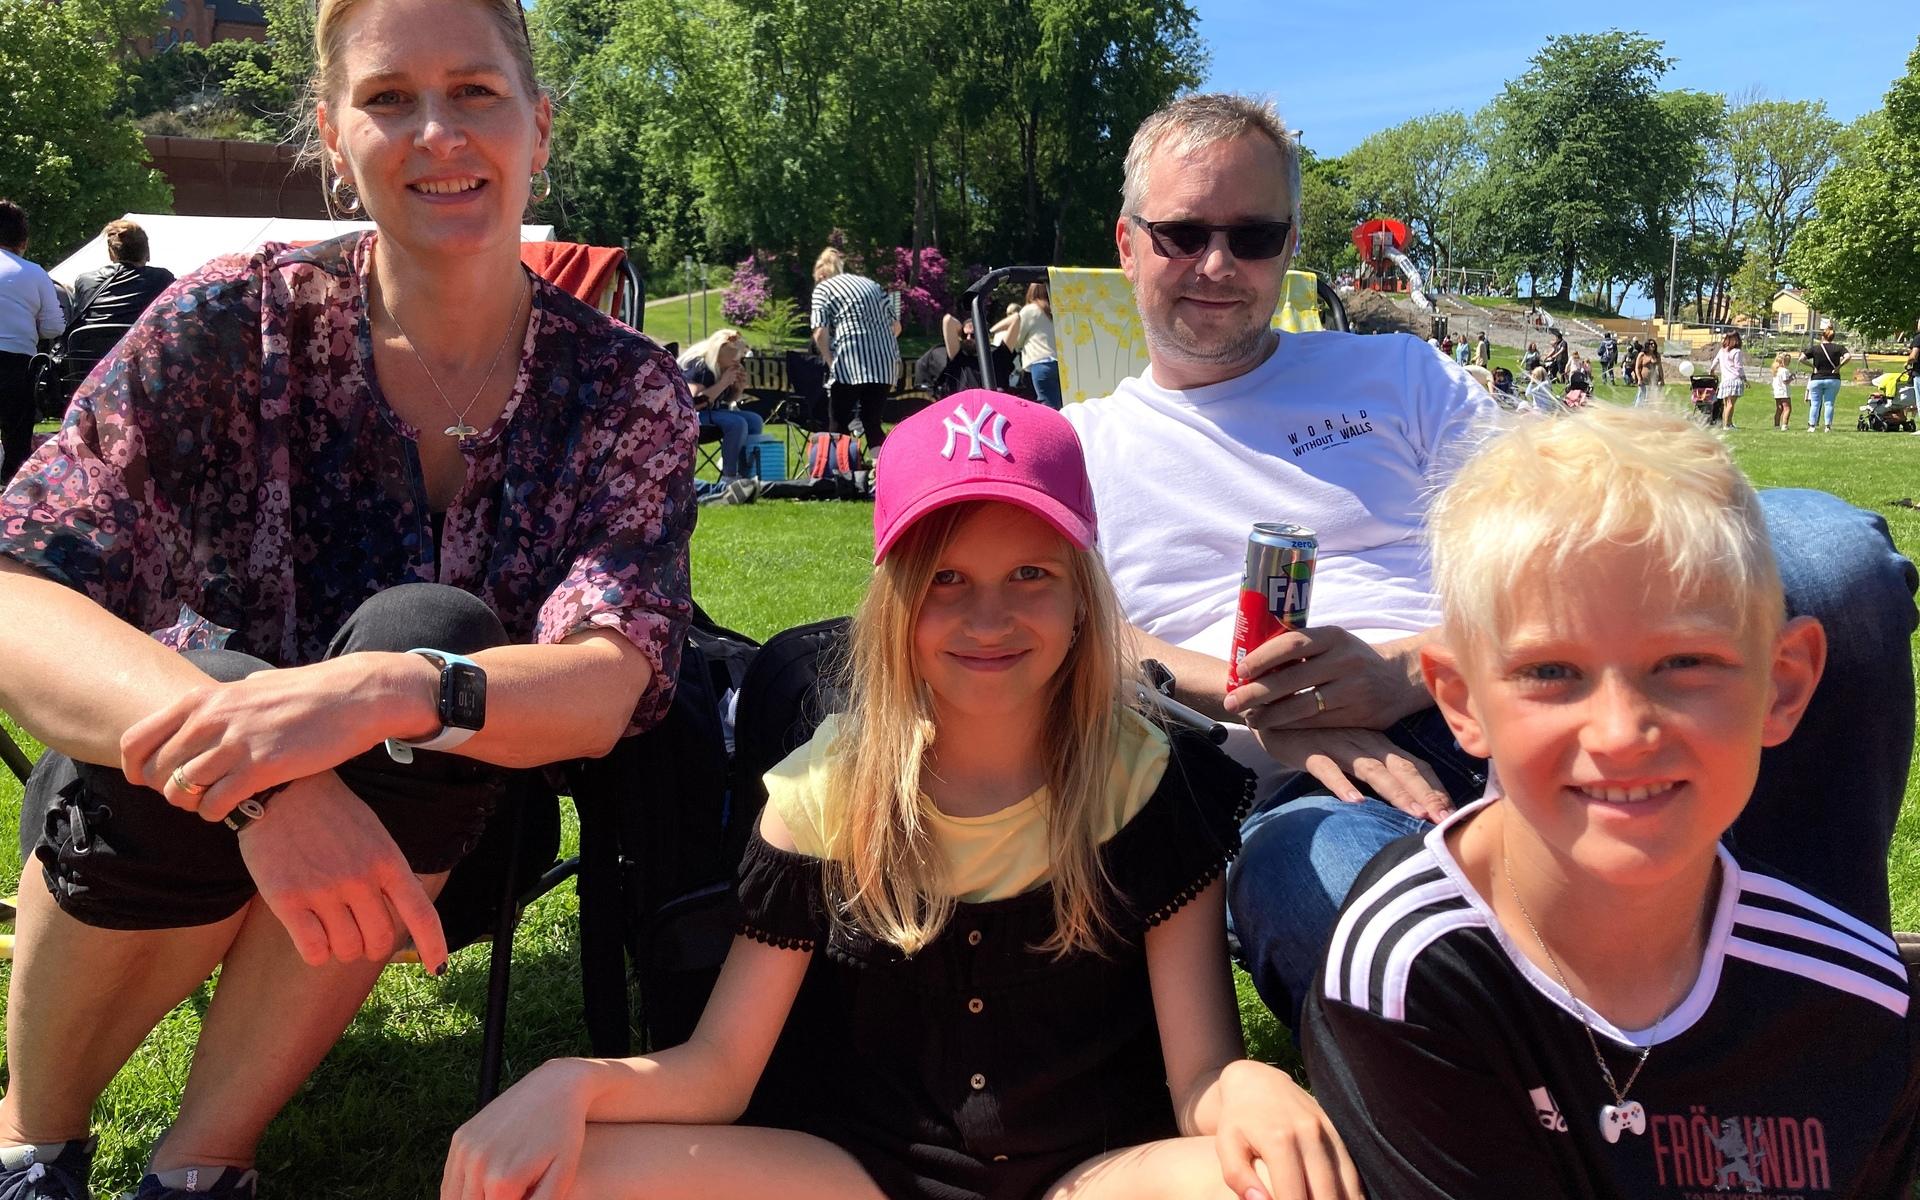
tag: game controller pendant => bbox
[1504,850,1698,1153]
[1598,1101,1648,1143]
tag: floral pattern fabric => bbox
[0,231,697,733]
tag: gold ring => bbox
[1311,687,1327,715]
[172,767,209,796]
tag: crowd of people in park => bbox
[0,5,1917,1198]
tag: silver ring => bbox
[1311,687,1327,715]
[172,766,209,796]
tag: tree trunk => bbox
[910,153,929,287]
[1020,106,1042,262]
[1556,248,1576,303]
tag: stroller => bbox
[1691,375,1722,425]
[1857,372,1917,432]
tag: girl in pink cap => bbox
[446,390,1359,1200]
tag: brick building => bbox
[145,0,267,53]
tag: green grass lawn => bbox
[2,400,1917,1196]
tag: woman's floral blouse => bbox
[0,232,697,732]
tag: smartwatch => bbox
[384,649,488,764]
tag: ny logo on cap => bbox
[940,401,1010,461]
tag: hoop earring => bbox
[329,175,362,215]
[529,168,553,202]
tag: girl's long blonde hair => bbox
[827,502,1139,957]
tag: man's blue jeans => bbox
[1807,377,1840,429]
[1227,489,1919,1030]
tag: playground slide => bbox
[1382,247,1435,311]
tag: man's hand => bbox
[1254,726,1452,823]
[1224,627,1431,732]
[237,772,449,971]
[121,654,433,822]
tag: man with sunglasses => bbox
[1061,93,1919,1038]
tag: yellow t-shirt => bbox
[761,707,1170,904]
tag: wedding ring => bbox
[1311,687,1327,715]
[171,767,209,796]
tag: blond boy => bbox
[1303,406,1919,1198]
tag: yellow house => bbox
[1771,287,1815,334]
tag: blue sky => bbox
[1197,1,1918,158]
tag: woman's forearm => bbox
[0,558,212,766]
[378,631,652,767]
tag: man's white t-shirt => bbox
[1065,330,1495,663]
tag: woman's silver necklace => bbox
[1501,850,1697,1144]
[380,276,528,438]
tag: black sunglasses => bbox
[1130,216,1293,260]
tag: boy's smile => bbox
[1427,545,1824,890]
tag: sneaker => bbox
[0,1138,95,1200]
[124,1166,259,1199]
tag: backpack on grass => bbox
[805,432,865,481]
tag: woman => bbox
[1521,341,1540,374]
[680,328,766,481]
[1006,281,1060,408]
[1633,339,1663,407]
[0,2,696,1197]
[809,247,900,447]
[1711,330,1746,428]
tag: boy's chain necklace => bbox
[1501,850,1699,1142]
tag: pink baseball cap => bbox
[873,389,1097,563]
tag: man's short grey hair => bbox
[1121,93,1301,231]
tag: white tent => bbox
[49,214,555,290]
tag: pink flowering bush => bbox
[875,245,951,330]
[722,254,773,326]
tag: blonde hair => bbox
[301,0,539,187]
[1774,351,1793,369]
[1529,366,1548,383]
[827,501,1137,957]
[1122,93,1301,231]
[681,328,743,375]
[1429,405,1783,658]
[813,247,846,282]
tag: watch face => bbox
[445,662,487,730]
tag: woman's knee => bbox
[329,583,509,658]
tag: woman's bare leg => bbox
[0,864,248,1146]
[151,871,450,1172]
[566,1123,888,1200]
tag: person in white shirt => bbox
[1066,92,1920,1036]
[1006,281,1060,408]
[0,200,66,482]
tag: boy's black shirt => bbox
[1303,807,1920,1200]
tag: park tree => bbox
[1293,150,1358,281]
[1483,32,1696,303]
[1728,244,1777,329]
[1788,37,1920,336]
[0,0,171,260]
[1343,110,1478,277]
[1725,98,1844,285]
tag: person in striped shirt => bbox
[809,248,901,447]
[1303,405,1919,1199]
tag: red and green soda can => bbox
[1227,522,1318,688]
